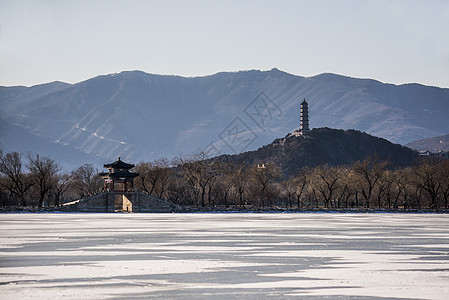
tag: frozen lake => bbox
[1,213,449,299]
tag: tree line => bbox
[0,151,102,208]
[1,149,448,210]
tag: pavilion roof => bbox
[104,157,135,169]
[100,171,138,178]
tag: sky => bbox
[0,0,448,88]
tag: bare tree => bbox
[334,167,354,208]
[353,157,388,209]
[413,157,444,209]
[373,171,391,209]
[206,165,221,207]
[135,158,172,199]
[381,171,394,209]
[343,171,357,208]
[250,163,281,208]
[71,164,102,197]
[292,167,310,208]
[52,173,74,206]
[229,162,251,207]
[0,151,34,206]
[437,160,449,209]
[198,161,220,208]
[135,162,155,194]
[177,155,201,205]
[380,170,409,209]
[218,163,235,208]
[281,178,296,209]
[0,182,11,207]
[394,168,412,209]
[28,153,60,207]
[305,184,319,208]
[155,158,172,199]
[314,165,341,208]
[167,174,189,205]
[178,152,220,207]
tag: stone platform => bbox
[62,192,179,212]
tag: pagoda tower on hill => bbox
[300,98,309,134]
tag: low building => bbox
[63,158,179,212]
[100,157,138,193]
[418,150,449,159]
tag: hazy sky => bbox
[1,0,448,87]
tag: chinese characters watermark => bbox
[204,91,282,157]
[244,91,282,130]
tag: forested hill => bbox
[214,128,418,178]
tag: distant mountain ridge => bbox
[0,69,448,170]
[213,128,418,178]
[406,133,449,152]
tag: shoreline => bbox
[1,207,448,214]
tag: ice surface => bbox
[1,213,448,299]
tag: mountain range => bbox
[405,134,449,152]
[1,69,448,170]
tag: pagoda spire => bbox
[300,98,309,134]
